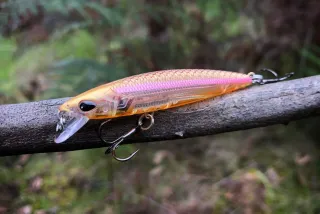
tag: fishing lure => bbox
[55,68,293,161]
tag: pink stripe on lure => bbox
[115,77,252,94]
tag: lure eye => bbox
[79,101,96,112]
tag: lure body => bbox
[60,69,252,119]
[55,69,253,143]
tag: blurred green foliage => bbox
[0,0,319,213]
[0,37,17,97]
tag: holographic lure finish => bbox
[54,69,257,143]
[60,69,252,117]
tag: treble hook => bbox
[249,68,294,85]
[98,113,155,162]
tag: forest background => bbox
[0,0,319,213]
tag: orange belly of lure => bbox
[54,69,293,145]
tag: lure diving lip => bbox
[54,69,294,148]
[54,115,89,144]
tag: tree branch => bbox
[0,75,319,156]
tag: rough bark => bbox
[0,75,319,156]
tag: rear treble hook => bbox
[249,68,294,85]
[98,113,155,162]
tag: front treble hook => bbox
[104,126,140,162]
[249,68,294,85]
[99,113,155,162]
